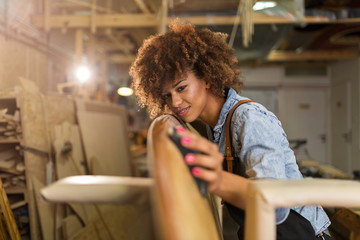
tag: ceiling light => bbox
[253,1,277,11]
[117,87,133,96]
[75,65,91,83]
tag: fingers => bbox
[175,126,224,192]
[175,127,222,159]
[191,165,223,192]
[185,153,222,179]
[185,153,221,170]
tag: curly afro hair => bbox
[129,19,243,119]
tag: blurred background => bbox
[0,0,360,239]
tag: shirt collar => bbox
[213,88,239,133]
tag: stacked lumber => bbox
[0,105,29,237]
[16,79,154,239]
[0,144,25,189]
[33,98,152,240]
[297,159,351,179]
[0,109,21,141]
[0,108,24,179]
[327,208,360,240]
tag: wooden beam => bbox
[75,29,84,64]
[182,13,332,25]
[33,12,359,29]
[105,34,132,55]
[105,0,112,35]
[44,0,51,32]
[106,0,112,14]
[52,0,117,13]
[267,50,358,61]
[87,35,96,68]
[98,54,135,64]
[158,0,168,34]
[32,14,158,28]
[91,0,96,33]
[133,0,151,14]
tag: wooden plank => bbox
[52,0,117,13]
[0,210,7,239]
[75,98,127,116]
[19,79,77,240]
[98,54,135,64]
[61,215,83,239]
[106,0,112,14]
[267,50,358,61]
[52,121,97,223]
[42,94,76,126]
[104,33,132,55]
[75,29,83,65]
[317,164,350,179]
[32,14,158,28]
[53,122,86,178]
[41,177,155,240]
[158,0,168,34]
[33,11,360,30]
[40,176,152,204]
[87,35,96,71]
[133,0,151,13]
[32,177,55,240]
[20,79,50,240]
[329,208,360,239]
[69,205,155,240]
[0,139,20,144]
[44,0,51,32]
[69,222,100,240]
[77,112,131,176]
[91,0,96,34]
[147,115,220,240]
[75,99,131,176]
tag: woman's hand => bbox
[174,126,224,193]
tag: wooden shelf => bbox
[0,138,20,144]
[0,95,17,100]
[10,200,27,210]
[5,186,27,194]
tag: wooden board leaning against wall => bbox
[19,78,76,240]
[14,78,146,240]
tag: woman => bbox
[129,19,331,240]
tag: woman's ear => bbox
[205,82,210,89]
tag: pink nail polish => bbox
[185,154,195,163]
[181,137,191,145]
[192,168,200,175]
[176,127,185,132]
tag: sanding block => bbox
[168,127,208,197]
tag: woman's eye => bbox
[162,94,170,100]
[177,85,186,92]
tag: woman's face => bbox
[161,71,210,123]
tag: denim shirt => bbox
[206,88,330,235]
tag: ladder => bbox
[0,178,21,240]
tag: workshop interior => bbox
[0,0,360,239]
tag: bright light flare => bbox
[253,1,277,11]
[117,87,134,96]
[75,66,91,83]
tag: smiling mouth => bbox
[177,106,190,117]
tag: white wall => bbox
[241,66,330,164]
[330,58,360,174]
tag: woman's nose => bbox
[171,94,182,107]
